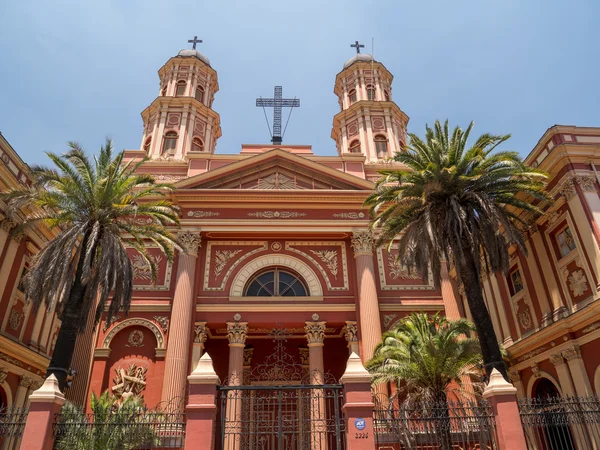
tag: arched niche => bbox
[102,318,166,358]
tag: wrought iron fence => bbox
[0,406,28,450]
[53,408,185,449]
[373,396,498,450]
[216,384,346,450]
[519,396,600,450]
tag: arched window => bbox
[195,86,205,104]
[191,137,204,152]
[366,85,376,101]
[244,268,308,297]
[374,135,388,158]
[384,90,390,101]
[162,132,178,155]
[176,80,186,96]
[349,140,361,153]
[348,89,357,104]
[143,137,151,152]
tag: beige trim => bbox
[228,296,324,302]
[105,304,172,312]
[196,303,355,312]
[0,335,49,372]
[379,304,443,311]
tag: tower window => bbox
[348,89,357,104]
[162,132,178,155]
[176,81,186,96]
[244,268,308,297]
[384,90,390,101]
[367,85,375,101]
[349,140,361,154]
[192,137,204,152]
[143,137,151,152]
[195,86,205,104]
[374,135,388,159]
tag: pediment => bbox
[176,149,374,191]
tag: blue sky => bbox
[0,0,598,164]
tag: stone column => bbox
[344,321,359,355]
[548,353,576,396]
[161,230,200,403]
[14,376,33,408]
[192,322,208,372]
[440,262,462,321]
[224,321,248,450]
[306,321,327,450]
[563,345,594,396]
[351,230,382,363]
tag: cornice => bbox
[331,102,409,140]
[157,56,219,90]
[333,60,394,93]
[0,335,50,373]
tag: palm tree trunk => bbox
[458,246,508,381]
[47,233,94,391]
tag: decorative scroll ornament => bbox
[298,347,309,366]
[305,321,326,345]
[243,347,254,367]
[194,323,208,344]
[387,253,420,280]
[343,321,358,343]
[153,316,169,333]
[332,212,365,219]
[518,308,533,330]
[127,330,145,347]
[112,363,147,400]
[247,211,306,219]
[563,346,582,361]
[507,370,521,383]
[8,308,24,331]
[178,230,201,256]
[531,364,541,378]
[310,250,339,278]
[549,353,564,366]
[517,347,547,362]
[132,254,163,281]
[214,250,242,277]
[0,368,8,384]
[351,230,375,255]
[187,210,220,218]
[567,270,588,297]
[227,322,248,345]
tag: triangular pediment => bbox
[175,149,374,191]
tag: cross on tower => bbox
[350,40,365,54]
[256,86,300,145]
[187,36,203,50]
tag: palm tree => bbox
[366,313,482,450]
[1,140,180,390]
[366,312,482,404]
[365,121,548,379]
[55,392,159,450]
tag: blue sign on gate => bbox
[354,418,366,430]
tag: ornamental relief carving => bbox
[0,368,8,384]
[126,330,145,347]
[8,307,24,331]
[128,246,173,291]
[351,230,375,255]
[305,321,326,345]
[214,250,242,277]
[132,254,163,281]
[194,322,208,344]
[203,242,268,291]
[285,242,349,291]
[247,211,306,219]
[153,316,169,333]
[377,248,434,291]
[332,212,365,219]
[343,322,358,343]
[103,318,165,350]
[567,269,589,297]
[178,230,201,256]
[310,250,339,278]
[112,363,147,400]
[187,210,220,218]
[227,322,248,345]
[387,253,420,280]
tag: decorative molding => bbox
[247,211,306,219]
[310,249,339,278]
[351,230,375,255]
[559,176,577,200]
[187,210,220,218]
[127,330,145,347]
[8,307,24,331]
[332,212,365,219]
[582,322,600,333]
[305,321,326,345]
[226,322,248,346]
[204,241,268,291]
[271,242,282,251]
[153,174,186,182]
[194,322,208,344]
[178,230,201,256]
[214,250,242,277]
[102,318,165,350]
[576,174,596,192]
[517,347,548,362]
[0,352,23,367]
[153,316,169,333]
[343,321,358,343]
[376,247,435,291]
[285,242,349,291]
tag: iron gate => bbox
[216,384,346,450]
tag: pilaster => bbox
[563,345,594,396]
[549,352,576,396]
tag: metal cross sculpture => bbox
[351,40,365,54]
[187,36,202,50]
[256,86,300,145]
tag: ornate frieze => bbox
[351,230,375,255]
[343,321,358,343]
[187,210,220,218]
[517,347,547,362]
[204,241,268,291]
[214,250,242,277]
[112,363,147,400]
[178,230,201,256]
[0,352,23,367]
[563,345,582,361]
[582,322,600,333]
[153,316,169,333]
[227,322,248,346]
[102,318,165,349]
[332,212,365,219]
[310,250,339,278]
[305,321,326,345]
[194,322,209,344]
[247,211,306,219]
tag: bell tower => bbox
[331,43,409,162]
[140,37,222,159]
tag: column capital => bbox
[549,352,565,366]
[351,229,375,257]
[343,321,358,344]
[507,369,521,383]
[194,322,208,344]
[178,229,201,257]
[226,321,248,346]
[19,376,34,388]
[563,344,582,361]
[305,321,326,346]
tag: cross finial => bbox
[350,40,365,54]
[187,36,203,50]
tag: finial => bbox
[187,36,203,50]
[350,40,365,54]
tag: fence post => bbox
[20,374,65,450]
[341,352,376,450]
[483,368,528,450]
[185,352,219,450]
